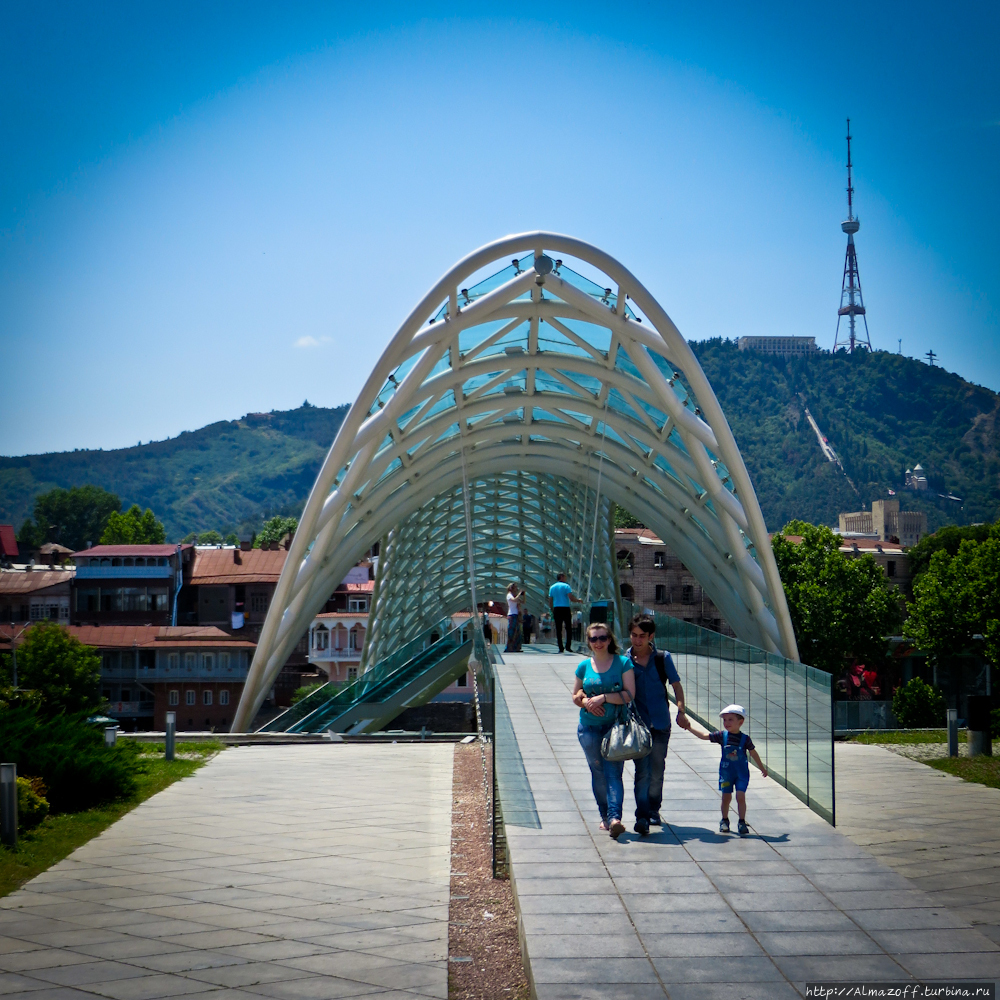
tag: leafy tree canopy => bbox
[907,522,995,580]
[904,523,1000,669]
[255,515,297,547]
[100,505,166,545]
[1,622,102,717]
[771,519,902,673]
[613,505,643,530]
[17,485,121,552]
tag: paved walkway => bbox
[0,745,453,1000]
[836,741,1000,944]
[498,651,1000,999]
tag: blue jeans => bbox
[578,722,625,822]
[634,728,671,822]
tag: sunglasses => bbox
[588,634,610,643]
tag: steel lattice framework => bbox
[232,233,799,731]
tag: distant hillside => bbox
[689,341,1000,532]
[0,405,348,542]
[2,348,997,541]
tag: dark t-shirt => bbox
[709,731,755,752]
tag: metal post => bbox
[105,726,117,747]
[1,763,16,848]
[165,712,176,761]
[947,709,959,757]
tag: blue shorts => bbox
[719,765,750,794]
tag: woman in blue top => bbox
[571,623,636,839]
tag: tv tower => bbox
[833,119,871,352]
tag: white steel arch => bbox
[233,233,798,731]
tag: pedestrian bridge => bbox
[233,232,799,732]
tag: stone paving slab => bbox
[836,741,1000,944]
[1,745,452,1000]
[498,652,1000,998]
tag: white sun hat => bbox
[719,704,746,718]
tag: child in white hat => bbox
[681,704,767,836]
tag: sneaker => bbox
[719,817,730,834]
[609,819,625,840]
[649,813,662,826]
[634,819,650,836]
[737,820,749,838]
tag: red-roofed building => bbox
[0,568,74,623]
[70,544,192,627]
[0,525,18,561]
[0,623,254,731]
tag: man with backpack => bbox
[626,613,687,836]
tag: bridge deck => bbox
[498,649,1000,998]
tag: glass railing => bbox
[259,617,458,733]
[620,601,834,825]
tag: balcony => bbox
[309,647,362,663]
[76,565,174,579]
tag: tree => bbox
[17,486,121,552]
[255,515,297,547]
[771,520,902,673]
[224,533,239,546]
[6,622,102,717]
[904,527,1000,671]
[100,505,166,545]
[613,504,643,530]
[907,522,994,580]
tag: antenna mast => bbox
[833,119,872,353]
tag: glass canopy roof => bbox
[233,233,798,731]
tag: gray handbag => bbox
[601,702,653,762]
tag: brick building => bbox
[613,528,733,634]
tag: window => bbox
[151,589,169,611]
[616,549,634,571]
[654,551,665,568]
[315,627,329,651]
[655,585,667,603]
[134,558,145,567]
[111,558,122,566]
[219,652,230,669]
[168,653,179,670]
[103,651,121,671]
[123,558,134,567]
[887,561,896,578]
[620,584,635,602]
[250,592,269,614]
[203,690,213,706]
[168,690,179,706]
[348,597,368,612]
[29,603,46,620]
[348,667,358,683]
[139,650,156,670]
[219,690,230,706]
[77,588,100,612]
[203,653,215,671]
[456,672,468,688]
[184,652,196,670]
[157,557,168,566]
[101,588,122,612]
[348,630,358,651]
[123,587,147,611]
[682,585,694,604]
[102,688,112,701]
[185,690,196,705]
[120,688,131,702]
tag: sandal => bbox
[609,819,625,840]
[599,820,609,831]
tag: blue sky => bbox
[2,2,997,456]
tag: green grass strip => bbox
[0,746,221,899]
[848,730,952,745]
[927,755,1000,790]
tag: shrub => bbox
[291,682,325,705]
[10,622,102,717]
[892,677,947,728]
[16,776,49,830]
[0,706,141,813]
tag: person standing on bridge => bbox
[505,583,524,652]
[572,623,636,839]
[626,614,687,836]
[548,572,581,653]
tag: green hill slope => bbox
[0,405,348,543]
[2,348,997,541]
[688,340,1000,531]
